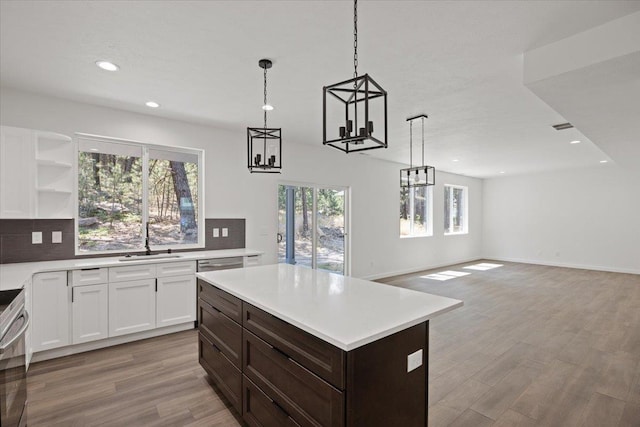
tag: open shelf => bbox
[37,159,73,168]
[37,188,73,194]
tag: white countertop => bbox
[196,264,463,351]
[0,248,263,290]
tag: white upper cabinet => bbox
[0,125,74,218]
[0,126,35,218]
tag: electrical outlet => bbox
[52,231,62,243]
[213,228,220,238]
[407,349,423,373]
[222,228,229,237]
[32,231,42,244]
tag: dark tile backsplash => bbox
[204,219,245,251]
[0,218,245,264]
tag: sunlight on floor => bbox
[421,270,471,281]
[463,263,503,271]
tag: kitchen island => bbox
[196,264,462,427]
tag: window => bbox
[444,184,468,235]
[77,135,203,253]
[400,185,432,237]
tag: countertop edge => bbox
[196,270,463,351]
[0,249,264,290]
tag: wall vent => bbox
[552,122,573,130]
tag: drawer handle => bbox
[81,267,100,271]
[272,399,290,418]
[272,345,290,360]
[201,300,221,314]
[210,340,222,353]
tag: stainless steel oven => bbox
[0,288,29,427]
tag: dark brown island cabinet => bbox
[198,278,438,426]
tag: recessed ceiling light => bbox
[145,101,160,108]
[599,160,608,163]
[499,171,505,174]
[262,104,274,111]
[452,159,459,162]
[570,140,581,144]
[95,60,119,71]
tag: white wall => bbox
[0,87,483,278]
[483,166,640,274]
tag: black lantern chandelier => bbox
[247,59,282,173]
[400,114,435,188]
[323,0,388,153]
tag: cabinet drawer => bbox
[243,376,301,427]
[199,299,242,367]
[109,264,157,282]
[244,303,345,389]
[198,279,242,323]
[199,332,242,414]
[156,261,196,278]
[244,255,261,268]
[69,268,108,286]
[244,331,344,427]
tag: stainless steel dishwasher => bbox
[195,257,245,326]
[197,257,244,272]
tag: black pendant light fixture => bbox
[323,0,388,153]
[247,59,282,173]
[400,114,435,188]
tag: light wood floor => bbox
[27,260,640,426]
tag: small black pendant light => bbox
[323,0,388,153]
[400,114,435,188]
[247,59,282,173]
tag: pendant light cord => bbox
[409,119,413,169]
[353,0,358,81]
[421,116,425,166]
[263,66,268,129]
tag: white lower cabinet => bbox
[109,279,156,337]
[156,275,196,328]
[72,283,108,344]
[32,271,69,352]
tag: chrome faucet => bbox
[145,222,152,255]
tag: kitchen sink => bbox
[118,253,182,261]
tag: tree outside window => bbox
[444,184,468,235]
[77,136,203,253]
[400,185,432,237]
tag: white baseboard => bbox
[483,256,640,275]
[360,257,483,281]
[31,322,195,363]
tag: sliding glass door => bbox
[278,184,348,275]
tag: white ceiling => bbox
[1,1,639,178]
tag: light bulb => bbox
[262,104,274,111]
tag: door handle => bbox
[277,233,283,243]
[0,311,29,354]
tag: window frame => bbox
[444,184,468,236]
[400,185,433,238]
[74,133,205,255]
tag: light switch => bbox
[52,231,62,244]
[32,231,43,244]
[407,349,423,373]
[213,228,220,238]
[222,228,229,237]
